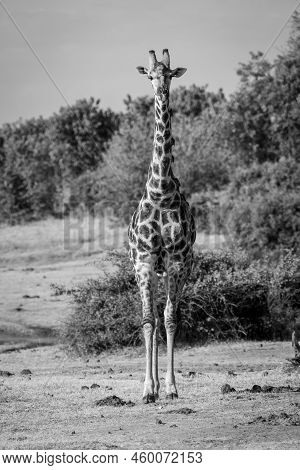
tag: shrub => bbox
[267,251,300,340]
[222,158,300,256]
[62,249,300,354]
[62,252,141,354]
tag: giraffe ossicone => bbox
[128,49,196,403]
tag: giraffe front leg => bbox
[137,263,157,404]
[163,266,188,400]
[143,322,155,403]
[164,298,178,399]
[152,315,160,399]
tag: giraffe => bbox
[128,49,196,403]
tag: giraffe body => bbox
[128,50,196,402]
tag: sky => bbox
[0,0,298,124]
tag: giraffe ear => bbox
[171,67,187,78]
[136,66,148,75]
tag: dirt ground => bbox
[0,219,299,450]
[0,341,299,449]
[0,257,112,353]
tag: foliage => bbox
[226,52,276,164]
[68,168,107,214]
[48,97,119,181]
[0,117,55,223]
[99,96,154,221]
[271,13,300,159]
[0,99,119,223]
[62,249,300,354]
[222,158,300,256]
[173,106,231,197]
[226,13,300,165]
[62,251,141,354]
[171,85,225,118]
[99,88,229,221]
[1,14,300,265]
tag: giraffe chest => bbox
[128,197,194,258]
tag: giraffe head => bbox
[137,49,186,101]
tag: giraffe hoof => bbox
[154,392,159,400]
[143,393,156,404]
[166,393,178,400]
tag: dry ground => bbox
[0,342,299,449]
[0,218,299,450]
[0,216,123,351]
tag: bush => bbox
[62,249,300,354]
[62,252,141,354]
[222,158,300,256]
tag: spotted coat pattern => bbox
[128,93,196,311]
[128,53,195,402]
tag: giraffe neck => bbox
[146,95,178,197]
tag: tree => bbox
[226,14,300,166]
[0,117,54,222]
[100,96,153,220]
[49,97,119,180]
[222,158,300,256]
[171,84,225,118]
[0,98,119,222]
[271,12,300,159]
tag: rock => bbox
[90,383,100,389]
[248,412,300,426]
[108,368,114,373]
[165,407,196,415]
[95,395,135,407]
[71,431,75,435]
[170,424,178,428]
[262,371,269,376]
[188,371,196,378]
[221,383,236,394]
[156,418,165,425]
[0,370,14,377]
[251,385,262,393]
[228,370,237,376]
[81,385,89,390]
[261,385,274,393]
[21,369,32,375]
